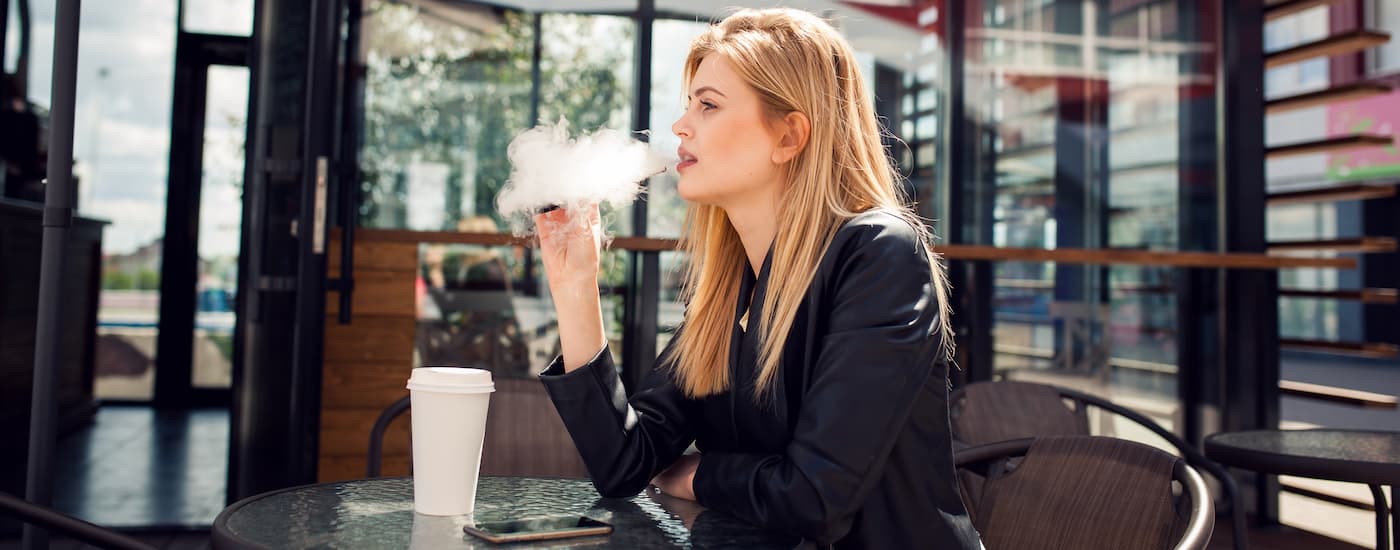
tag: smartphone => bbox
[463,515,613,543]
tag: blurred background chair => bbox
[0,490,155,550]
[367,394,412,478]
[955,435,1214,550]
[949,380,1247,550]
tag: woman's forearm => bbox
[554,285,608,372]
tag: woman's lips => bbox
[677,147,696,172]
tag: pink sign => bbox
[1327,89,1400,181]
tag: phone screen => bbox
[464,515,612,542]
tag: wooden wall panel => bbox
[324,318,416,364]
[326,269,416,318]
[327,239,417,276]
[320,361,412,409]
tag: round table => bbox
[1204,429,1400,550]
[211,476,803,549]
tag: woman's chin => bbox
[676,181,709,205]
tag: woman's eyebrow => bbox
[690,86,727,98]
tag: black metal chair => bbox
[956,435,1215,550]
[367,394,412,478]
[0,491,155,550]
[949,380,1248,550]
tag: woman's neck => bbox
[723,190,779,275]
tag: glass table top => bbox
[215,476,803,549]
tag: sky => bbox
[18,0,252,258]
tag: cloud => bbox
[84,198,168,254]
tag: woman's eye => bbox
[700,101,717,111]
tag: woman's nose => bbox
[672,115,690,139]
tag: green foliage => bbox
[137,269,160,290]
[357,3,633,230]
[103,270,134,290]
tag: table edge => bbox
[1203,432,1400,484]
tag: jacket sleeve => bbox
[539,336,696,498]
[691,222,942,545]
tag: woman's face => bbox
[671,55,784,209]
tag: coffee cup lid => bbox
[407,367,495,394]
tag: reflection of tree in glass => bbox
[358,2,633,232]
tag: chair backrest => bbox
[957,436,1213,550]
[949,380,1089,446]
[948,380,1248,550]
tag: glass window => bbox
[14,0,180,400]
[357,2,636,234]
[958,0,1225,442]
[357,1,534,231]
[192,65,249,390]
[182,0,255,36]
[538,12,636,236]
[414,243,629,378]
[4,1,18,72]
[646,18,709,239]
[1372,0,1400,75]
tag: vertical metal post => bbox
[15,0,30,98]
[1220,0,1278,525]
[335,0,362,324]
[1,0,10,104]
[288,0,338,483]
[1175,0,1221,449]
[24,1,80,547]
[622,0,658,392]
[943,0,994,384]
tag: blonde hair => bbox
[666,8,954,399]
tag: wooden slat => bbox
[346,227,680,253]
[943,245,1356,269]
[1267,183,1397,206]
[1280,338,1400,359]
[993,279,1173,293]
[994,344,1053,359]
[1265,30,1391,69]
[326,269,416,318]
[1267,81,1392,114]
[993,346,1177,375]
[1268,236,1398,254]
[1279,379,1398,409]
[994,278,1053,290]
[327,238,418,276]
[347,230,1358,270]
[324,317,416,364]
[1280,287,1399,304]
[320,360,413,409]
[1266,134,1393,159]
[1264,0,1347,22]
[320,455,412,482]
[320,407,412,456]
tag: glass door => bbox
[153,33,249,407]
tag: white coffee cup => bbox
[406,367,495,516]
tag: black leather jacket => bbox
[540,210,982,549]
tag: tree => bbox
[357,3,633,232]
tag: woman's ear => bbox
[771,111,810,165]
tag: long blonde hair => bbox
[666,8,954,399]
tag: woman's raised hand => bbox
[534,204,603,296]
[533,204,607,372]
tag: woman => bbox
[534,8,980,549]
